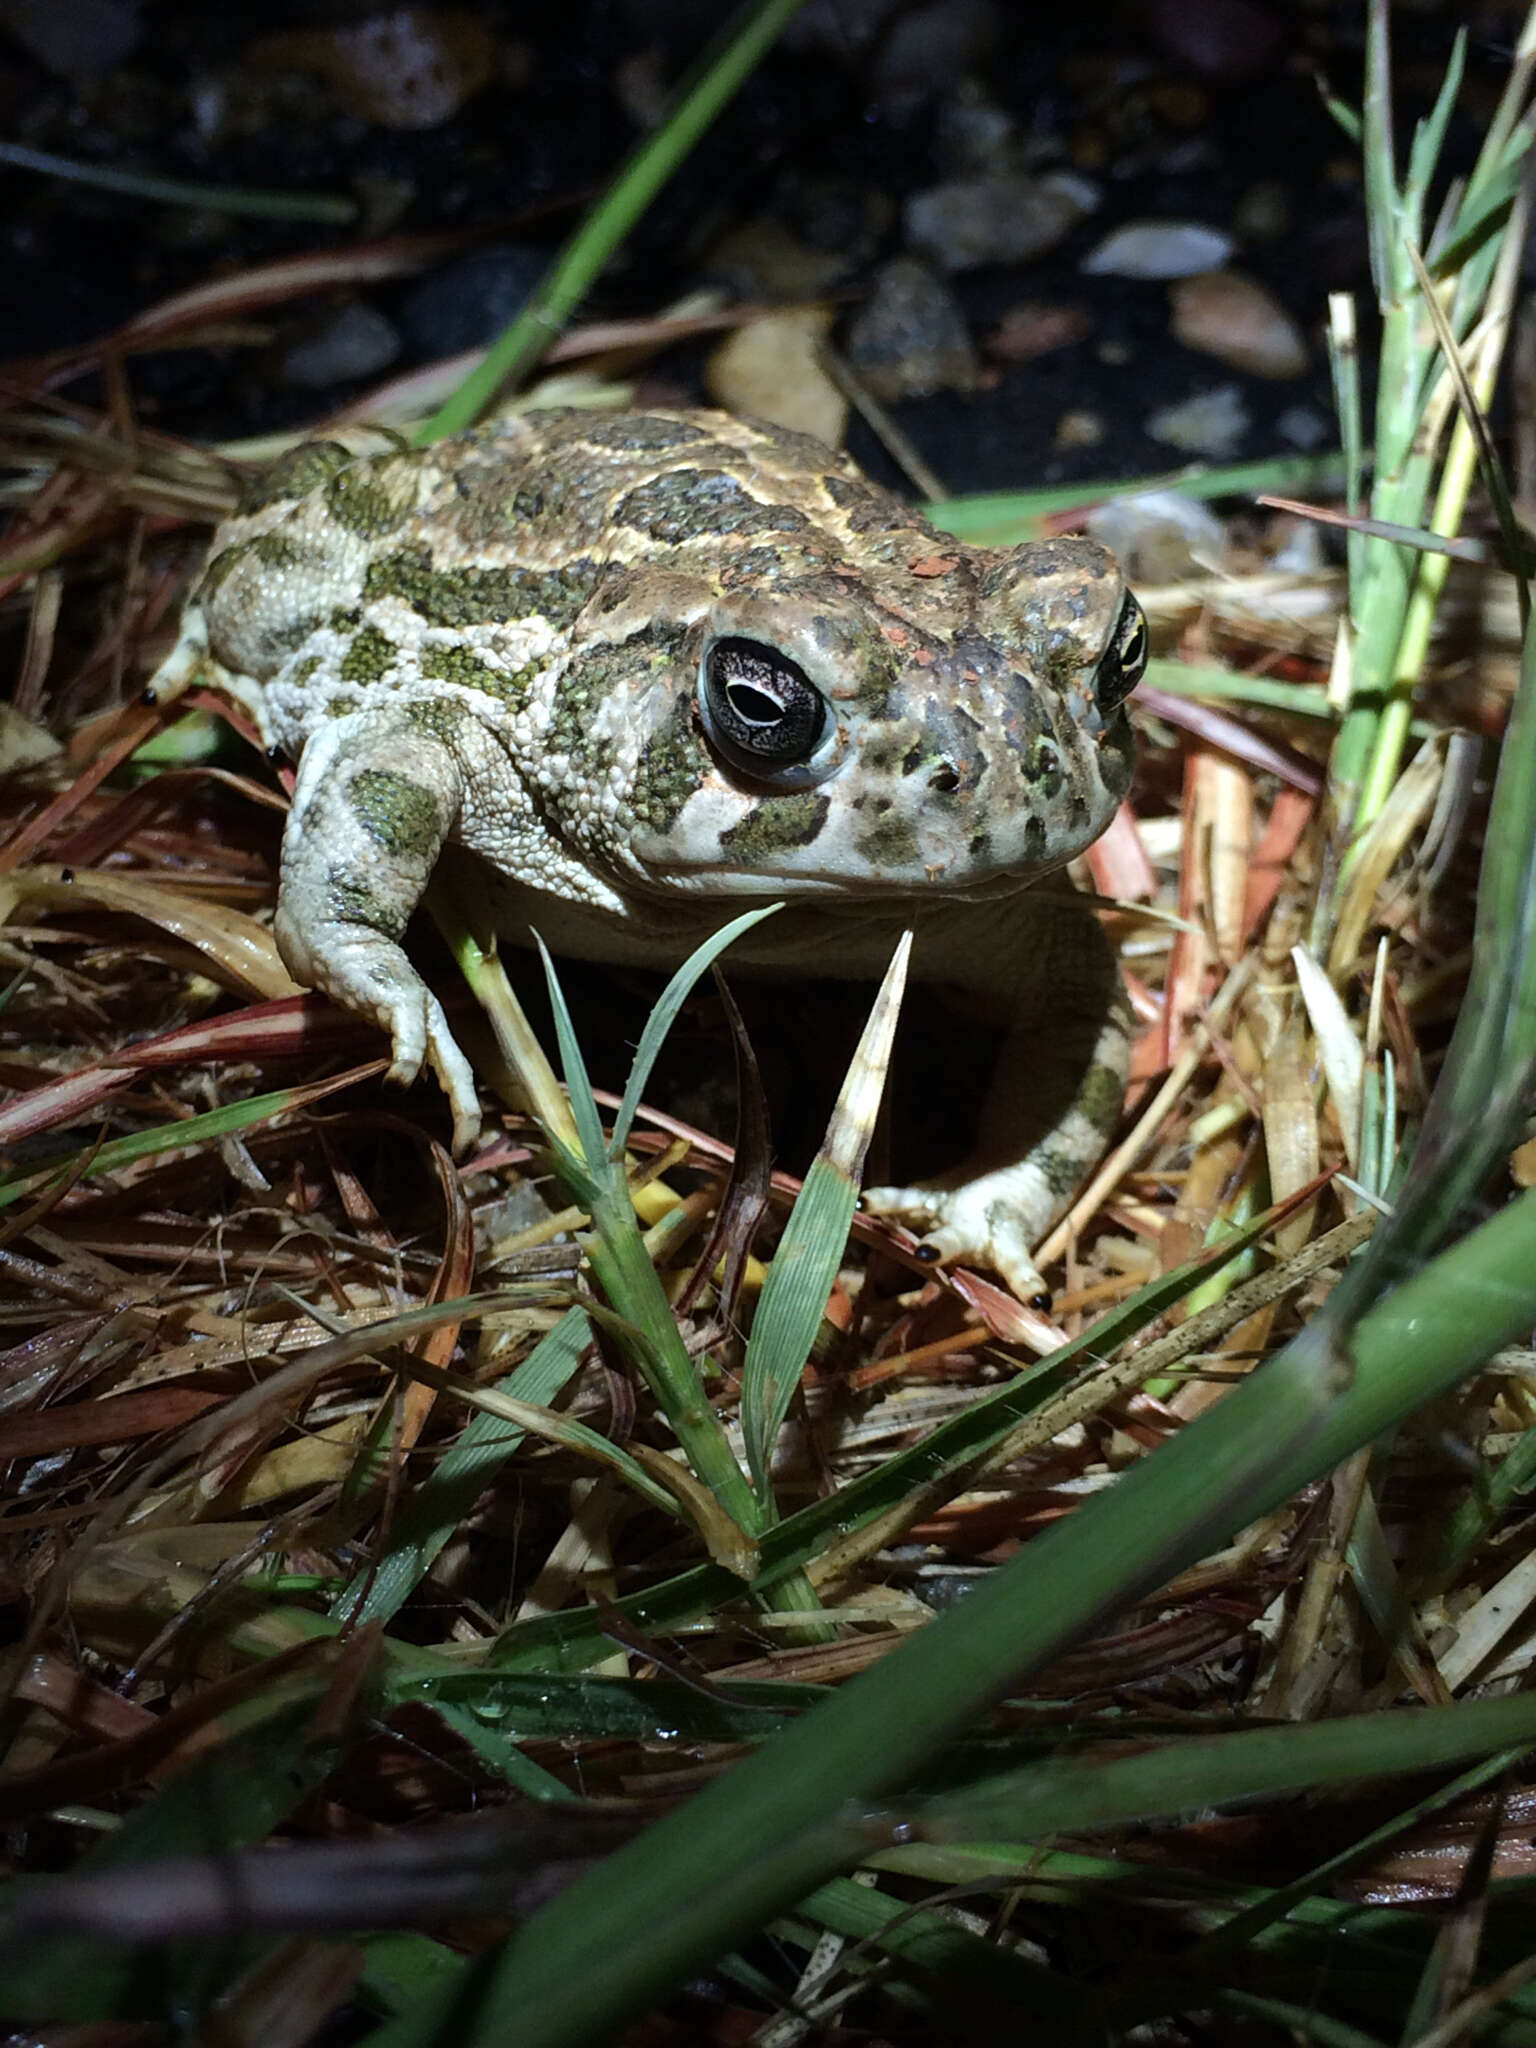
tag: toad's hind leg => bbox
[861,897,1129,1302]
[274,700,487,1149]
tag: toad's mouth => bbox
[627,856,1065,905]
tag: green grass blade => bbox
[740,936,908,1505]
[0,1689,348,2021]
[362,1184,1536,2048]
[918,1694,1536,1845]
[488,1212,1282,1674]
[609,905,779,1155]
[418,0,810,439]
[333,1307,592,1625]
[533,934,608,1178]
[1333,603,1536,1314]
[741,1158,858,1505]
[1402,30,1466,228]
[0,1066,376,1211]
[926,451,1344,545]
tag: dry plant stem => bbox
[430,899,577,1147]
[808,1211,1377,1590]
[1033,958,1254,1273]
[1257,1446,1373,1716]
[1355,204,1531,838]
[1331,2,1536,842]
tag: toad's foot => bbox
[276,904,483,1153]
[862,1170,1057,1302]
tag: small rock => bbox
[986,300,1093,364]
[1082,219,1233,280]
[871,0,1001,111]
[705,306,846,446]
[1277,404,1330,450]
[705,219,848,301]
[1087,491,1226,583]
[248,7,497,129]
[933,81,1017,174]
[281,302,400,388]
[1146,384,1251,459]
[845,257,978,401]
[396,245,546,359]
[789,0,999,111]
[906,170,1096,272]
[1169,269,1307,379]
[1054,409,1105,450]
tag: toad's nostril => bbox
[928,762,961,794]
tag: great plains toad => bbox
[152,407,1146,1298]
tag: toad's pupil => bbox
[726,681,786,726]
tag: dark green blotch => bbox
[326,871,407,940]
[630,701,705,835]
[419,642,509,698]
[325,696,359,720]
[362,545,597,630]
[721,792,830,861]
[349,768,443,857]
[324,462,413,539]
[403,696,469,741]
[339,625,400,686]
[239,440,352,514]
[1078,1062,1124,1137]
[198,530,306,605]
[1037,1145,1085,1199]
[615,469,808,547]
[584,414,707,451]
[854,811,920,870]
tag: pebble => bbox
[705,306,846,446]
[1082,219,1234,280]
[705,219,848,301]
[1146,384,1251,459]
[248,7,497,129]
[1169,269,1307,378]
[905,170,1096,272]
[1087,490,1227,583]
[985,300,1092,364]
[281,302,400,387]
[1054,409,1105,450]
[844,257,978,401]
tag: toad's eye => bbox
[1095,594,1147,714]
[699,636,834,786]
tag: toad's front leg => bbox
[274,700,491,1150]
[861,894,1129,1302]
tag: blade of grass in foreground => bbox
[739,934,910,1511]
[360,1184,1536,2048]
